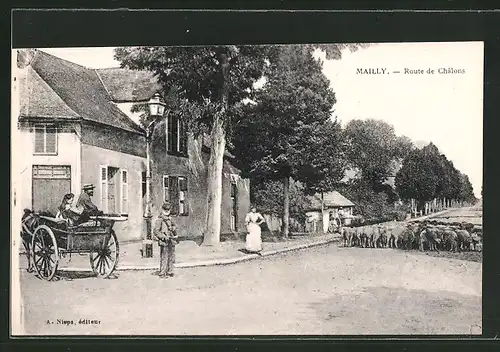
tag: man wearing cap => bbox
[153,202,179,278]
[75,184,102,224]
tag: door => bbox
[230,182,238,231]
[32,165,71,215]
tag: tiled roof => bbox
[19,66,80,119]
[308,191,355,210]
[24,50,144,134]
[96,68,161,102]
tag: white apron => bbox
[245,212,263,252]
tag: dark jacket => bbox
[153,213,178,246]
[76,192,99,215]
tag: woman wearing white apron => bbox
[244,207,265,253]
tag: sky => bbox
[39,43,484,198]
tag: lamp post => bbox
[142,93,166,258]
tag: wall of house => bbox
[150,119,251,239]
[220,173,250,234]
[150,125,208,238]
[81,122,146,158]
[17,122,82,214]
[81,142,146,243]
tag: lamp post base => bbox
[142,240,154,258]
[142,216,154,258]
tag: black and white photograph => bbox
[11,41,483,336]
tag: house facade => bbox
[13,49,250,242]
[148,117,250,237]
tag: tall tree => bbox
[344,119,404,189]
[457,173,476,204]
[395,147,439,211]
[115,46,270,245]
[232,46,341,238]
[116,44,367,243]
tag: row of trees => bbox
[114,44,476,244]
[395,142,477,211]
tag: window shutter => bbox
[45,126,57,153]
[167,115,174,152]
[121,169,128,214]
[34,126,45,153]
[179,121,188,155]
[163,176,170,203]
[169,176,179,215]
[100,165,108,212]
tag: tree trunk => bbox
[320,191,325,234]
[202,50,229,246]
[282,176,290,239]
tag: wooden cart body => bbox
[21,212,125,281]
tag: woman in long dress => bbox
[244,207,265,253]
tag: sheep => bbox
[455,228,473,252]
[358,226,369,248]
[400,224,416,250]
[377,226,388,248]
[342,227,357,247]
[419,226,441,252]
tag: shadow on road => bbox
[54,271,119,281]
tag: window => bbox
[163,175,188,216]
[34,125,57,154]
[166,115,188,156]
[179,177,188,216]
[120,169,128,215]
[100,166,129,214]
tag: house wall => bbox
[17,122,82,214]
[81,142,146,243]
[81,122,146,158]
[150,125,208,238]
[150,120,250,239]
[220,173,250,234]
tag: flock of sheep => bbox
[341,220,483,253]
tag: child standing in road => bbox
[153,202,179,278]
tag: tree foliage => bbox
[232,45,348,236]
[395,142,476,208]
[344,119,413,188]
[251,179,310,222]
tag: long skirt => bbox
[245,223,262,252]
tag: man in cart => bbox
[76,184,100,214]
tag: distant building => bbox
[304,191,355,233]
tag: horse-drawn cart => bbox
[21,211,125,281]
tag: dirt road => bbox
[17,242,482,336]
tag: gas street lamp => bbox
[142,92,166,258]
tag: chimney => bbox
[17,49,37,69]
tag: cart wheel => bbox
[31,225,59,281]
[89,230,119,278]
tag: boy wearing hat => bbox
[153,202,179,278]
